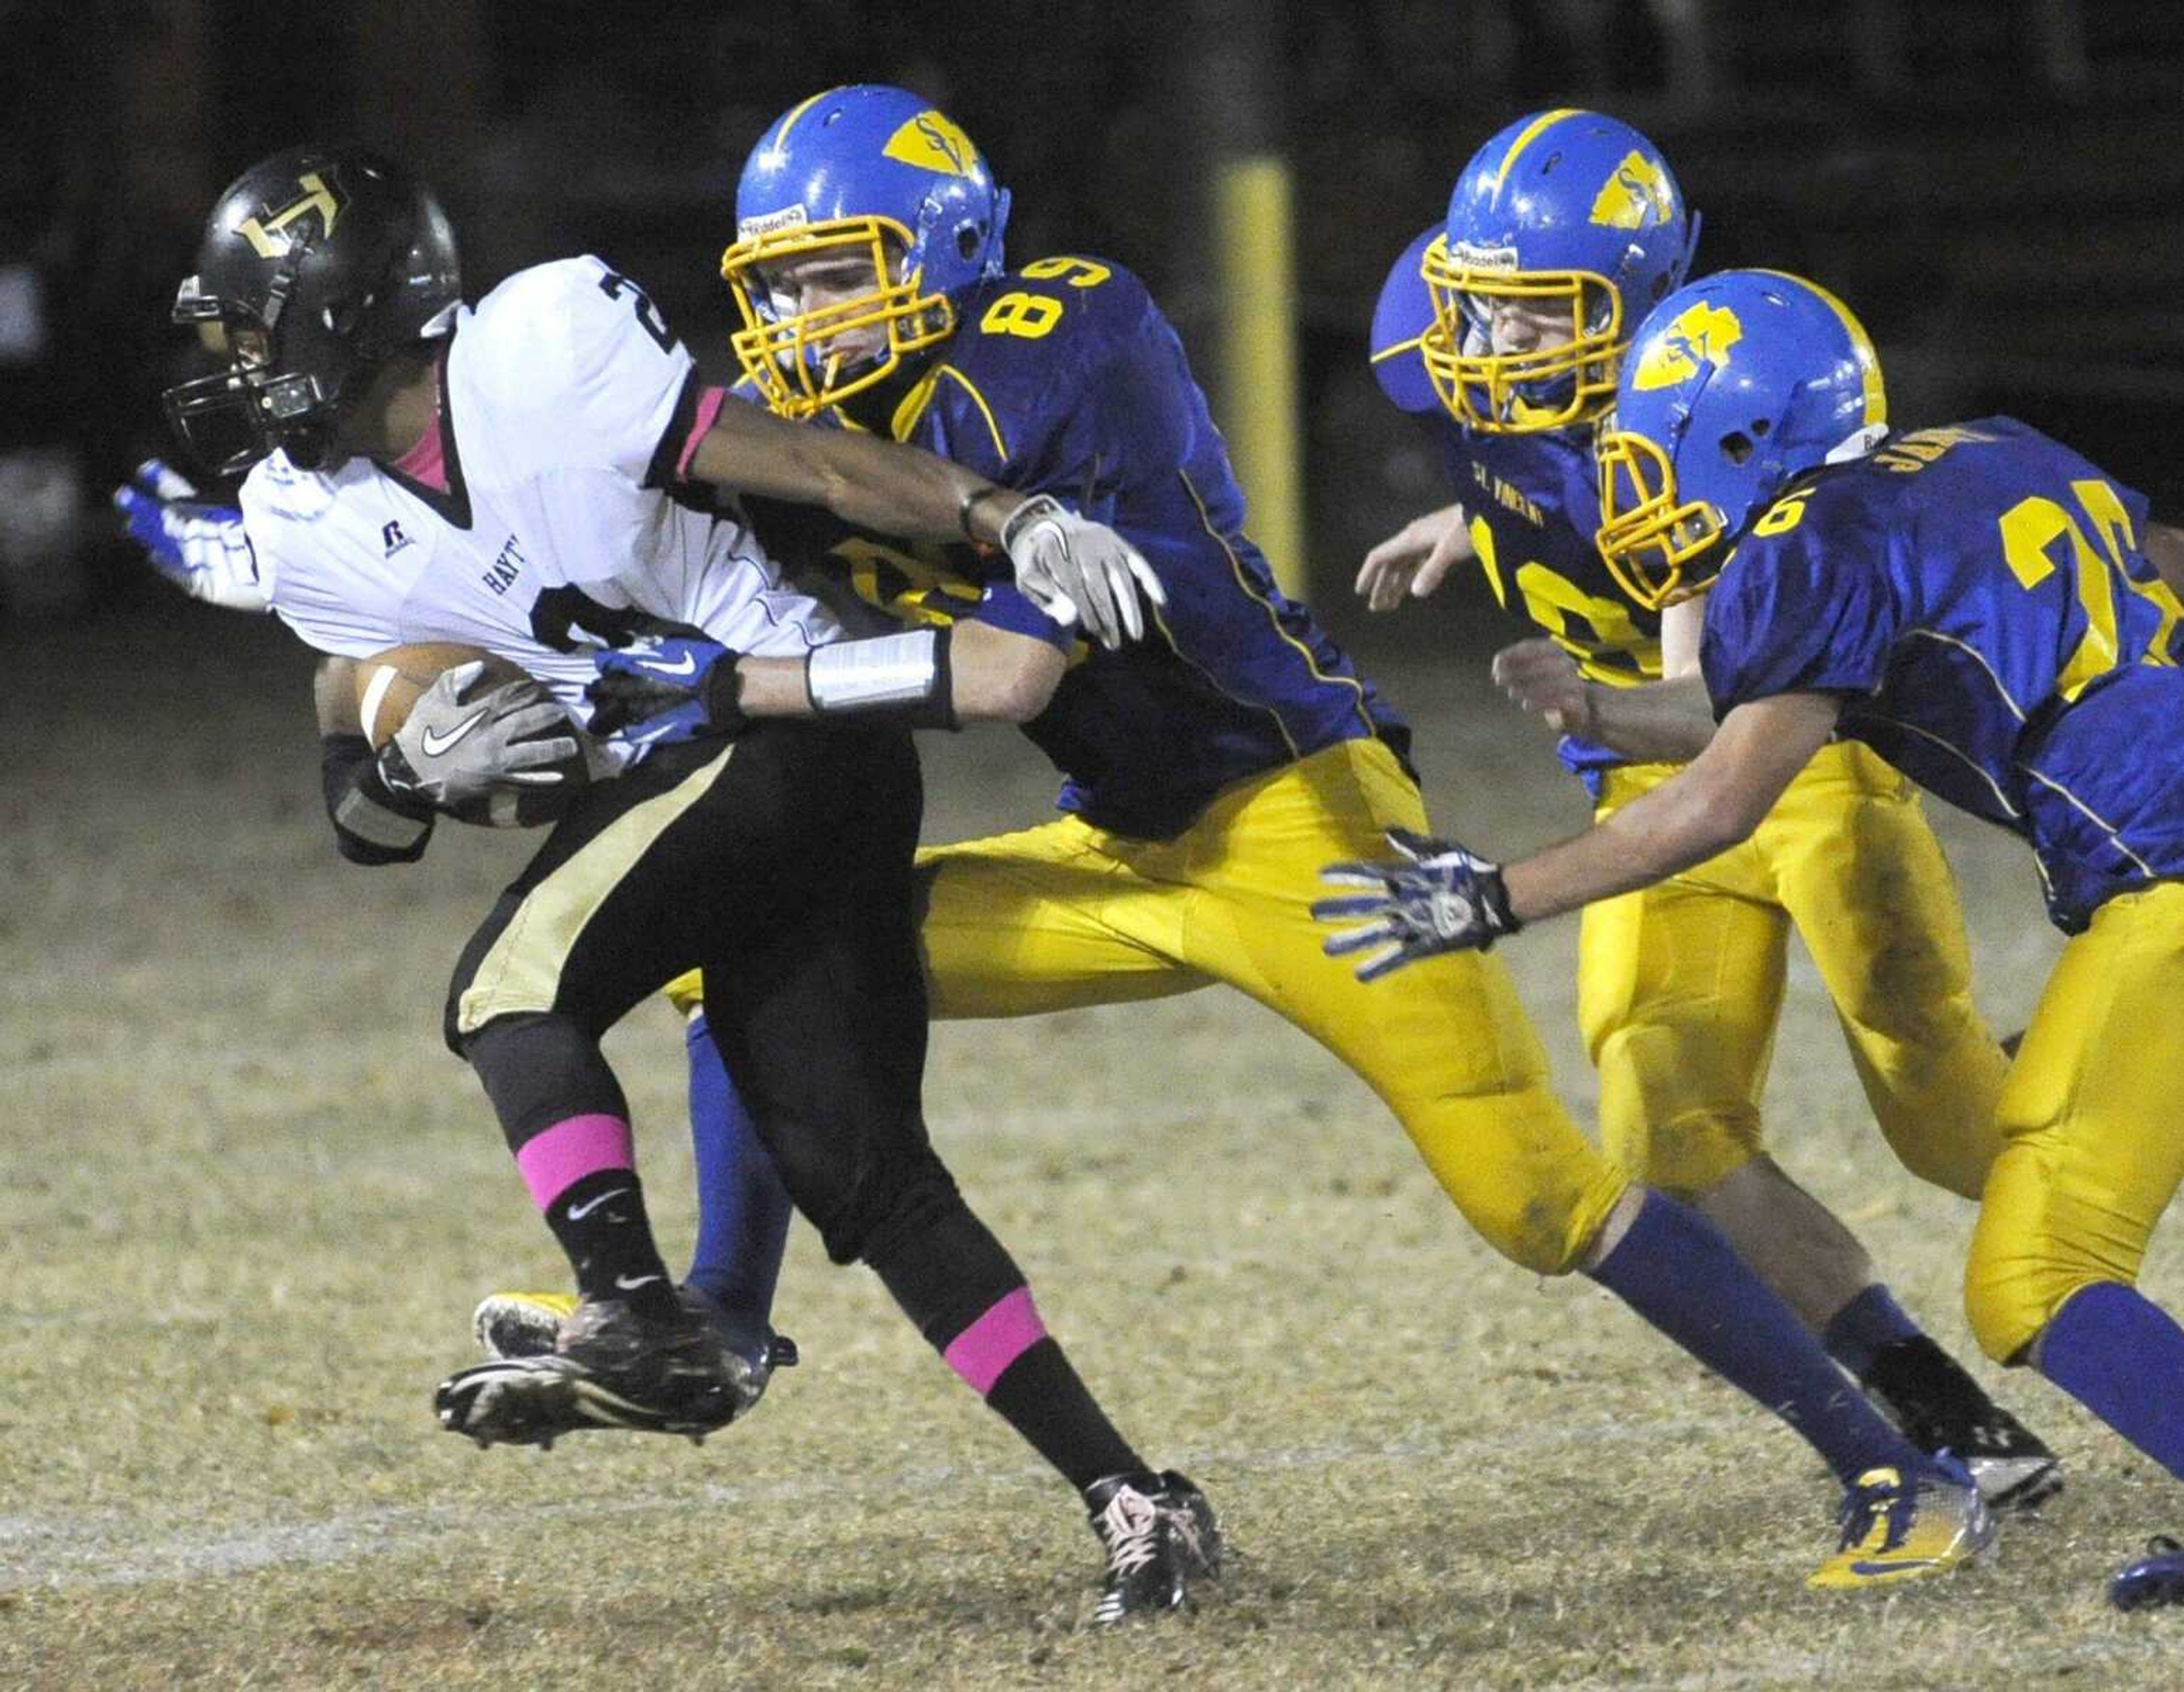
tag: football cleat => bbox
[472,1290,578,1362]
[1807,1458,1996,1590]
[1084,1470,1222,1623]
[1862,1338,2063,1512]
[2109,1534,2184,1611]
[473,1285,796,1399]
[436,1295,749,1447]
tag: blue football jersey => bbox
[1428,416,1663,789]
[1700,417,2184,930]
[752,255,1408,839]
[1369,226,1660,793]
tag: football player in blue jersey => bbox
[550,84,2005,1588]
[1318,266,2184,1594]
[1356,109,2057,1509]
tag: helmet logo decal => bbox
[237,172,344,259]
[882,112,981,179]
[1632,301,1742,391]
[1588,152,1673,230]
[737,203,809,241]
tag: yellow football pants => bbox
[681,737,1629,1275]
[1582,742,2008,1199]
[1965,882,2184,1362]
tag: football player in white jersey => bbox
[156,144,1216,1620]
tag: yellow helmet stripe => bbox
[1755,268,1887,428]
[770,85,846,152]
[1491,108,1583,202]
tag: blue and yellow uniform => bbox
[1372,229,2007,1198]
[1700,417,2184,1358]
[683,253,1632,1274]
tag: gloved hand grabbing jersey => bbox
[586,630,746,747]
[111,460,268,612]
[997,493,1167,650]
[1312,827,1521,981]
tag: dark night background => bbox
[2,0,2180,636]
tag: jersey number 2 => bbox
[598,270,677,354]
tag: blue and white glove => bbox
[586,630,746,747]
[111,460,267,611]
[1313,826,1521,982]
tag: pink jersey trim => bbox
[941,1286,1048,1396]
[675,385,729,480]
[515,1114,635,1211]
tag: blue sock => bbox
[681,1011,793,1321]
[1821,1284,1924,1381]
[2038,1281,2184,1481]
[1589,1191,1927,1488]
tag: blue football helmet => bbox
[1368,225,1443,416]
[1595,269,1891,609]
[722,84,1011,418]
[1422,109,1699,433]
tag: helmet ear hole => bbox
[1720,431,1755,465]
[957,225,980,261]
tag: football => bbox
[356,642,590,828]
[355,641,528,748]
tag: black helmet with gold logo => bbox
[164,145,461,474]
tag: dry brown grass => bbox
[5,608,2181,1690]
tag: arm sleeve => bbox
[321,734,435,865]
[1699,503,1902,719]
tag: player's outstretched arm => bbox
[1491,638,1718,762]
[1314,691,1839,981]
[1500,690,1840,924]
[1356,503,1474,611]
[684,403,1163,650]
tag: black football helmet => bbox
[164,145,462,474]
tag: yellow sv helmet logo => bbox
[1588,151,1673,230]
[238,172,343,258]
[882,112,981,179]
[1632,301,1743,391]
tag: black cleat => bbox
[436,1295,748,1446]
[1862,1336,2063,1512]
[471,1285,796,1408]
[1084,1470,1221,1624]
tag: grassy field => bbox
[6,605,2182,1690]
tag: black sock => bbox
[1861,1335,2000,1442]
[545,1169,680,1319]
[866,1197,1142,1491]
[983,1338,1143,1492]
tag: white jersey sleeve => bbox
[460,257,696,485]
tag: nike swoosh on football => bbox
[565,1186,632,1220]
[420,709,490,756]
[636,651,698,677]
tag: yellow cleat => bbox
[472,1290,579,1361]
[1809,1461,1996,1589]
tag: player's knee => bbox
[1603,1103,1763,1196]
[1962,1236,2103,1364]
[766,1124,954,1267]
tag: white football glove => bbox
[999,493,1167,650]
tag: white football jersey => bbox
[243,255,838,767]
